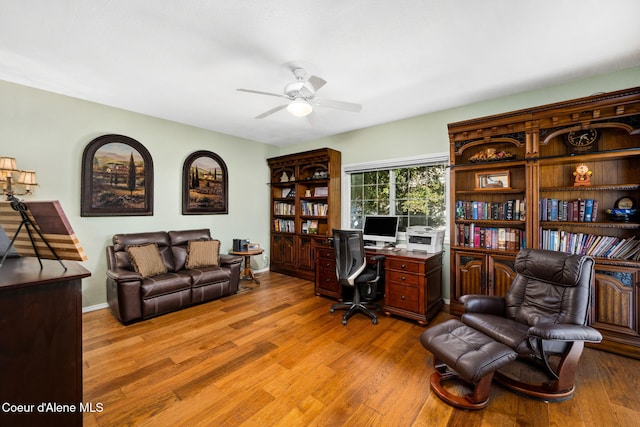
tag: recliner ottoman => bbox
[420,319,517,409]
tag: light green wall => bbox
[1,66,638,308]
[0,80,277,308]
[284,66,640,164]
[281,66,640,299]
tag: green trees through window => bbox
[349,164,447,232]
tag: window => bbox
[345,155,448,233]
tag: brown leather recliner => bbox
[106,229,242,324]
[420,248,602,409]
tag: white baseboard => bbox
[83,302,109,313]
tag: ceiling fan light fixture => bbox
[287,99,313,117]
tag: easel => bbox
[0,195,66,270]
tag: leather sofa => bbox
[106,229,242,324]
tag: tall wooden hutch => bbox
[448,87,640,358]
[267,148,341,281]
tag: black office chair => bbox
[329,229,385,325]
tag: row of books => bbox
[273,202,295,215]
[455,199,526,221]
[540,198,599,222]
[301,201,328,217]
[455,223,526,251]
[273,219,294,233]
[541,229,640,260]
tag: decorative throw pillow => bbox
[186,239,220,269]
[126,243,167,278]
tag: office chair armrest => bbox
[528,324,603,343]
[358,254,386,286]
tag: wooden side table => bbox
[229,248,264,285]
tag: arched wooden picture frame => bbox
[182,150,228,215]
[81,134,153,216]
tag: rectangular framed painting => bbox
[182,150,228,215]
[475,170,510,190]
[81,134,153,216]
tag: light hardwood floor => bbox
[83,271,640,426]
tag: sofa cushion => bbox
[186,239,220,269]
[189,266,230,287]
[140,271,192,298]
[127,243,167,278]
[169,229,212,271]
[114,231,176,272]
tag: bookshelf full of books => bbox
[449,87,640,358]
[267,148,341,281]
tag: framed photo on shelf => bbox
[314,186,328,197]
[475,170,510,190]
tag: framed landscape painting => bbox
[182,150,228,215]
[81,134,153,216]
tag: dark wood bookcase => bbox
[267,148,341,280]
[448,86,640,358]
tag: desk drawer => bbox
[316,258,336,270]
[386,258,424,274]
[316,268,339,292]
[387,270,421,286]
[387,282,420,312]
[316,247,335,260]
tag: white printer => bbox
[406,226,444,253]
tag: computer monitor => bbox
[363,215,399,247]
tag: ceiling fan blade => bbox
[307,75,327,92]
[237,88,288,99]
[316,98,362,113]
[254,104,288,119]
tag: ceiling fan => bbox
[237,68,362,119]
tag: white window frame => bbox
[341,153,450,245]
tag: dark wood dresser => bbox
[0,257,90,427]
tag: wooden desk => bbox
[315,246,443,325]
[229,248,264,285]
[0,257,91,427]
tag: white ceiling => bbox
[1,1,640,146]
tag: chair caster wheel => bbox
[330,308,335,314]
[372,318,378,325]
[342,319,347,325]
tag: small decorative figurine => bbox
[280,171,289,182]
[573,163,592,187]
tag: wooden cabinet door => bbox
[592,265,639,340]
[488,254,517,297]
[272,234,295,266]
[298,235,321,271]
[452,251,486,314]
[454,251,486,299]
